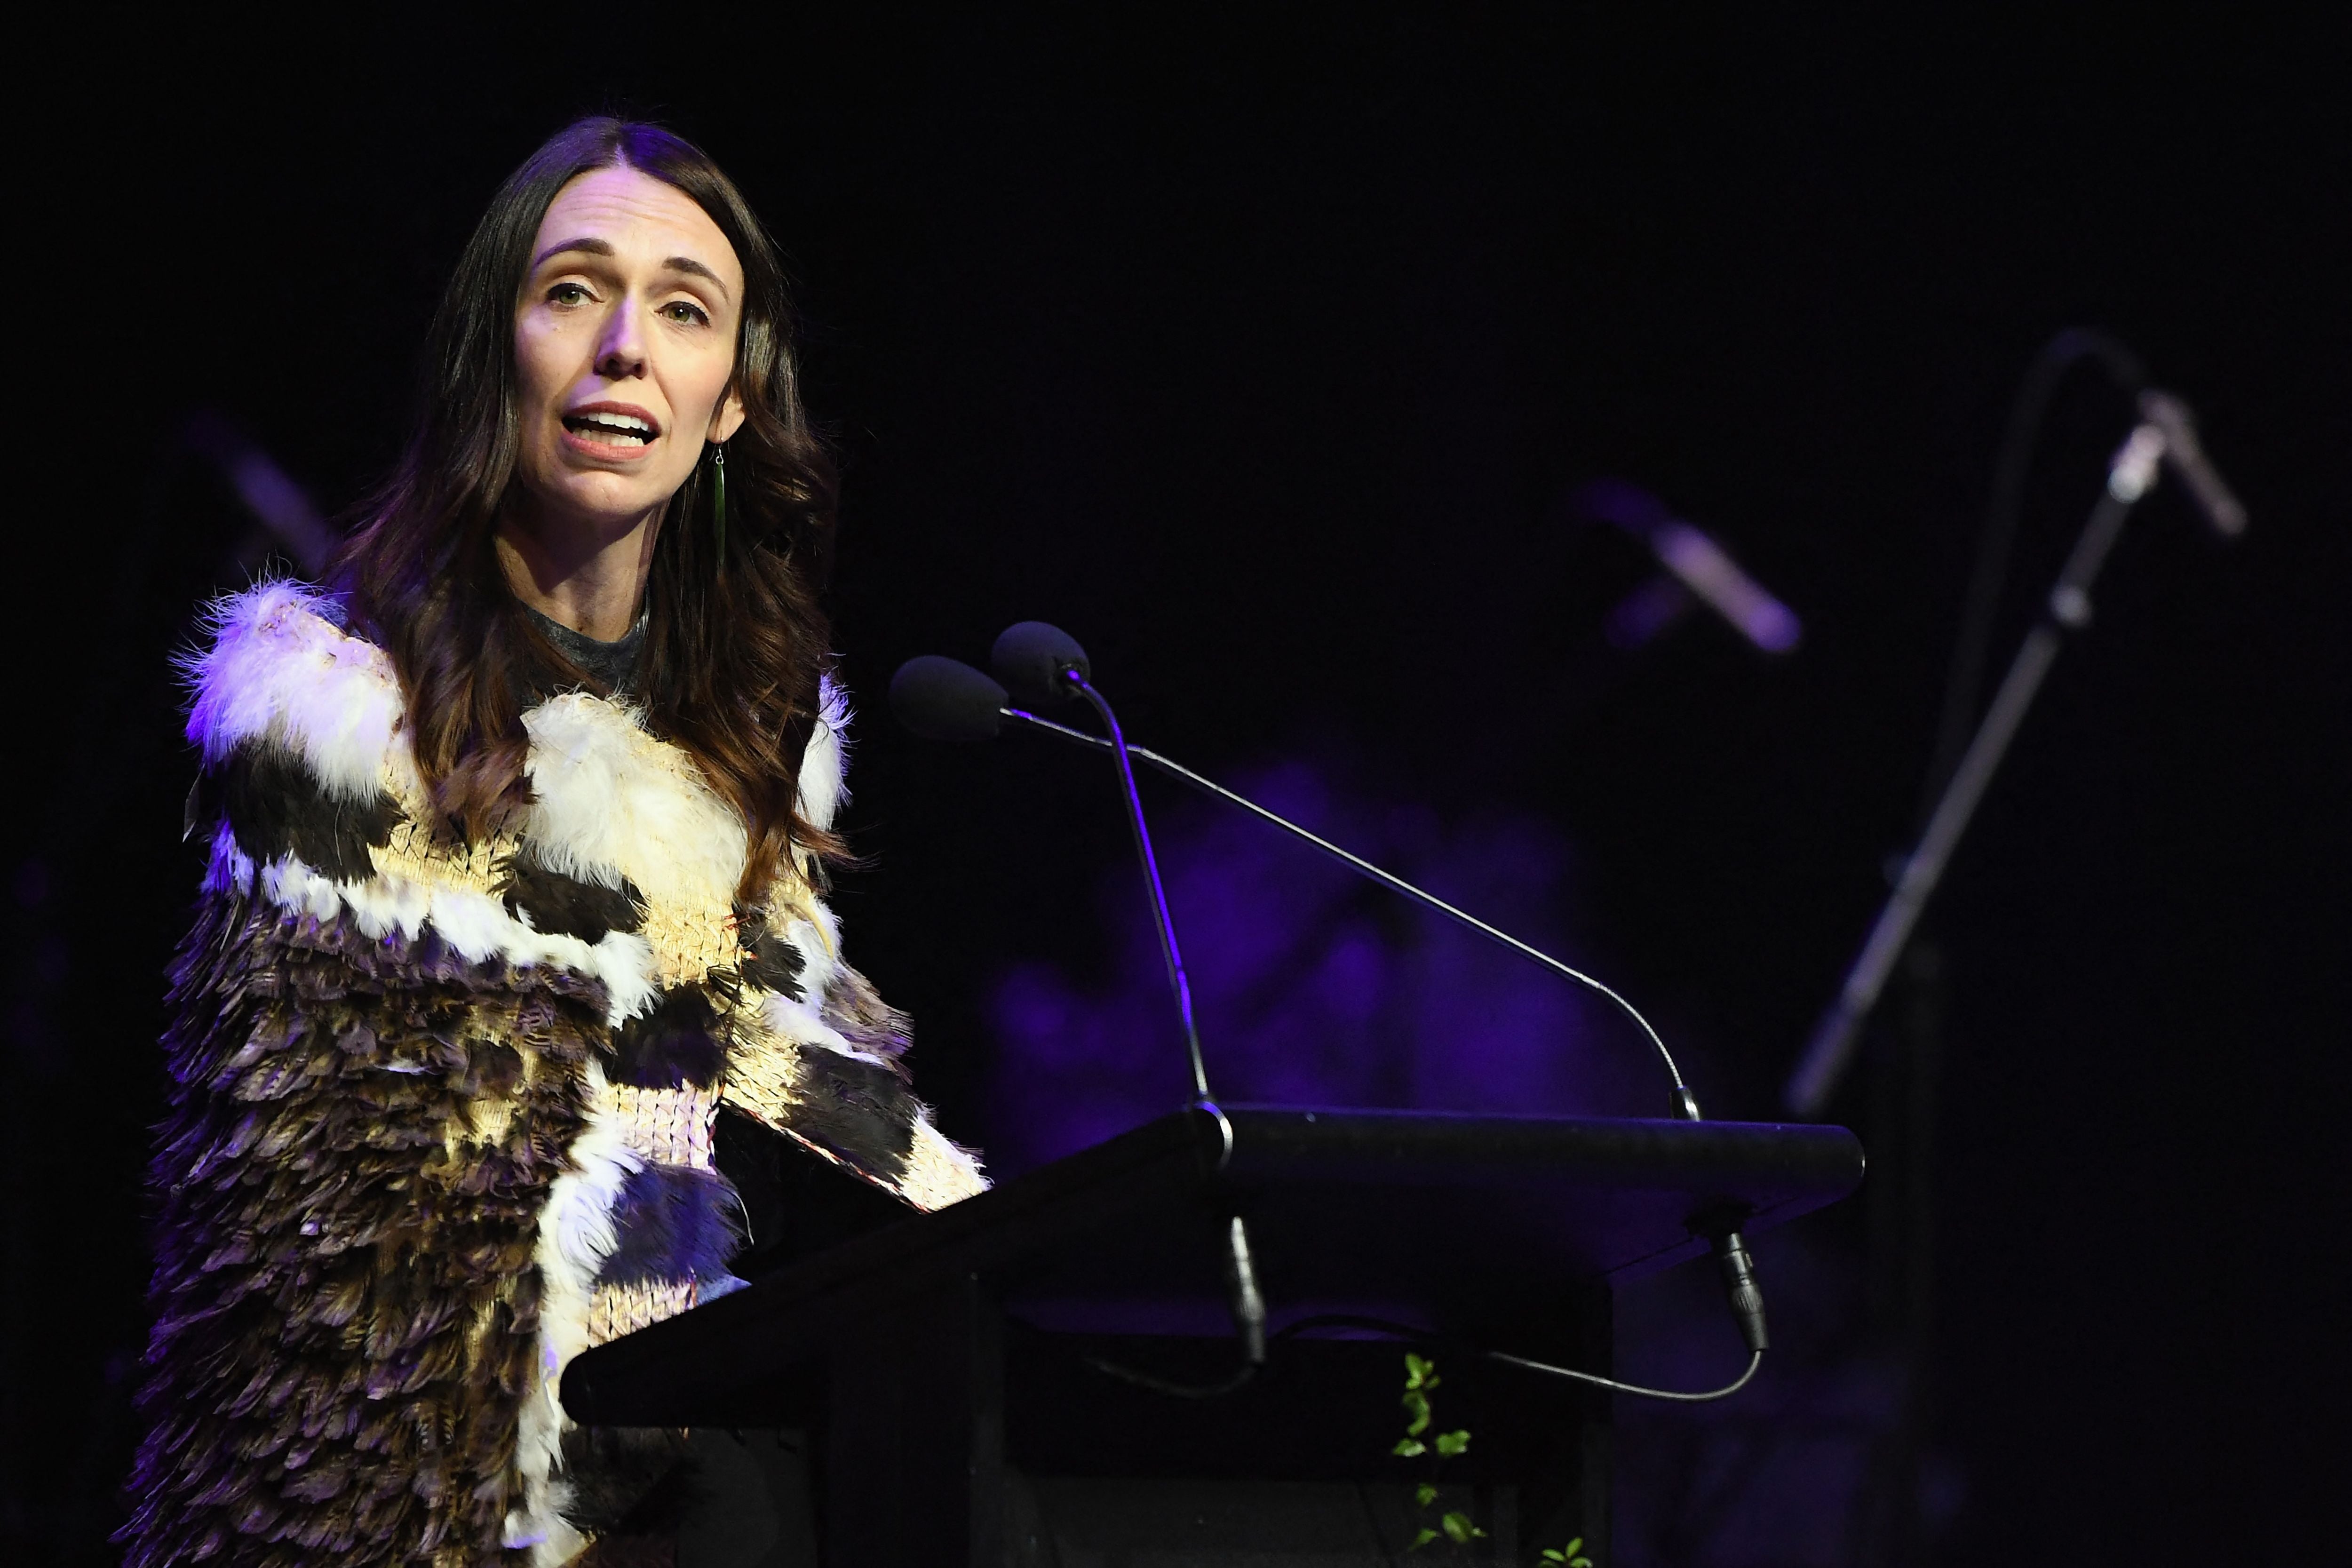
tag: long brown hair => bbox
[333,117,839,904]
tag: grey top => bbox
[524,602,647,699]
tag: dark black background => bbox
[10,8,2345,1563]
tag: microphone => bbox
[889,655,1008,743]
[2137,390,2249,538]
[1573,479,1803,654]
[991,619,1093,705]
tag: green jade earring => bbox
[709,441,729,563]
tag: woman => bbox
[121,118,983,1566]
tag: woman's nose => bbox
[595,304,648,380]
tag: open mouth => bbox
[563,409,660,448]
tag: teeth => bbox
[567,412,655,446]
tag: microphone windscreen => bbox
[890,656,1008,743]
[992,621,1092,705]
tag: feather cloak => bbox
[119,582,985,1567]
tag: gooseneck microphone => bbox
[991,622,1212,1105]
[891,631,1771,1399]
[977,622,1262,1393]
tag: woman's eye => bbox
[548,282,591,307]
[662,300,711,326]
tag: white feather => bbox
[184,581,421,801]
[758,989,888,1066]
[247,853,660,1028]
[796,675,852,833]
[784,906,843,1011]
[523,695,747,915]
[512,1058,637,1562]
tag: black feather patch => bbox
[496,846,642,945]
[212,741,394,883]
[784,1046,919,1184]
[716,1108,918,1277]
[733,904,806,1001]
[594,1162,745,1287]
[745,931,806,1000]
[608,987,728,1089]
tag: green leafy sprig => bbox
[1393,1353,1483,1552]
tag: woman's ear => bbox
[710,385,747,443]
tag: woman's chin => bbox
[519,468,684,537]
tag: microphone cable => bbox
[1489,1346,1762,1403]
[1086,1312,1764,1404]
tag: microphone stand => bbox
[1784,416,2172,1118]
[1062,673,1211,1104]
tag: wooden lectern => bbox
[562,1106,1862,1565]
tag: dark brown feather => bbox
[121,886,604,1566]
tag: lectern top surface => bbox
[562,1105,1861,1423]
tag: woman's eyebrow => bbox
[533,236,616,269]
[661,255,732,299]
[532,236,733,299]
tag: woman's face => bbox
[511,166,747,538]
